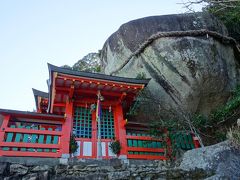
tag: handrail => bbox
[0,142,60,149]
[4,128,62,135]
[126,135,163,141]
[128,154,167,160]
[127,147,164,153]
[0,151,61,158]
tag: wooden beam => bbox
[69,85,74,99]
[53,103,66,107]
[0,151,61,158]
[127,154,167,160]
[118,92,127,104]
[55,87,69,93]
[5,128,63,135]
[56,86,132,97]
[0,115,10,154]
[126,135,163,141]
[57,74,144,90]
[127,147,165,153]
[74,100,118,107]
[0,142,60,149]
[37,96,42,113]
[50,72,57,113]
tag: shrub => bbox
[227,126,240,150]
[69,134,79,154]
[109,140,121,155]
[136,72,147,79]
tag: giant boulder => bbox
[180,141,240,179]
[100,12,240,120]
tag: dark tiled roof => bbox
[0,108,63,119]
[47,63,151,113]
[32,88,48,98]
[32,88,48,110]
[48,63,151,85]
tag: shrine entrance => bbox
[72,106,116,159]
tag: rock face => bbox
[180,141,240,179]
[100,12,240,120]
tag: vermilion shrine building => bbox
[0,64,199,160]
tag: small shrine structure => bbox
[0,64,199,160]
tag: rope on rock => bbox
[109,29,240,75]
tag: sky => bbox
[0,1,203,111]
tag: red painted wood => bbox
[0,142,60,149]
[105,141,109,157]
[92,110,97,159]
[127,154,167,160]
[61,100,73,154]
[74,99,118,106]
[57,74,144,90]
[127,147,165,153]
[0,115,10,141]
[5,128,62,136]
[2,114,63,121]
[0,151,61,158]
[0,115,10,156]
[126,136,163,141]
[115,104,127,156]
[75,138,91,141]
[193,136,201,148]
[53,103,66,107]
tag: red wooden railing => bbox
[0,114,64,158]
[126,133,168,160]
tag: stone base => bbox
[59,158,68,165]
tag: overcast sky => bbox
[0,1,202,111]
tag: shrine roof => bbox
[0,108,63,119]
[48,63,150,85]
[32,88,48,110]
[32,88,48,98]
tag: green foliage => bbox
[211,85,240,122]
[61,65,72,70]
[192,85,240,127]
[136,72,147,79]
[69,134,79,154]
[192,114,208,128]
[191,85,240,143]
[95,65,101,72]
[109,140,121,155]
[214,130,227,142]
[62,53,101,73]
[200,1,240,43]
[227,126,240,149]
[148,123,182,162]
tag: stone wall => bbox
[1,141,239,180]
[0,157,212,180]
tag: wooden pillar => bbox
[61,100,73,157]
[115,104,127,158]
[0,115,10,156]
[92,111,97,158]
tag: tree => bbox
[183,0,240,43]
[131,87,205,147]
[61,52,101,73]
[61,65,72,70]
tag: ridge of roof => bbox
[47,63,151,85]
[32,88,48,98]
[32,88,49,110]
